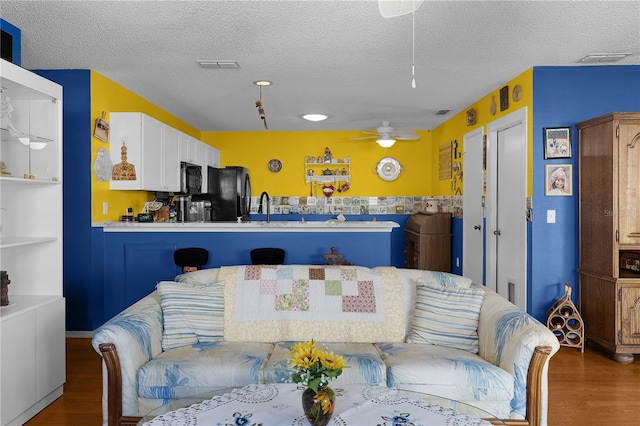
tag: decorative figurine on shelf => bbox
[323,147,332,163]
[1,96,20,136]
[1,270,10,306]
[0,161,11,176]
[111,141,137,181]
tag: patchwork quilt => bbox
[218,265,404,343]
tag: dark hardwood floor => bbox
[24,338,640,425]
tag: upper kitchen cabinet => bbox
[180,133,206,167]
[110,112,180,192]
[162,125,181,192]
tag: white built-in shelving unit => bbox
[0,58,65,426]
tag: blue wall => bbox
[34,70,105,331]
[529,65,640,322]
[0,18,21,65]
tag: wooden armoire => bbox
[577,112,640,363]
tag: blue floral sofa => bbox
[92,265,559,426]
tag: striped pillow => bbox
[157,280,224,351]
[407,281,484,353]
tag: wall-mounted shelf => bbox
[304,158,350,184]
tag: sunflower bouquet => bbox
[289,340,346,393]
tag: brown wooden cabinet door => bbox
[620,285,640,345]
[618,119,640,247]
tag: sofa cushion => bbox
[156,280,225,350]
[137,341,274,400]
[407,281,484,353]
[374,342,514,419]
[261,341,387,386]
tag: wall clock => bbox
[376,157,402,181]
[267,158,282,173]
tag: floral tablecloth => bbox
[143,383,493,425]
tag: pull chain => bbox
[411,3,416,89]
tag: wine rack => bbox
[547,283,584,352]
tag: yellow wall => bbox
[90,68,534,220]
[90,71,202,221]
[430,68,534,195]
[201,130,434,197]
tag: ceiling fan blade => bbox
[350,135,378,140]
[393,130,420,140]
[378,0,424,18]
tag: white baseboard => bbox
[66,330,95,338]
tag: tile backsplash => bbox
[250,196,463,218]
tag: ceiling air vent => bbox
[195,60,240,69]
[578,53,631,63]
[435,109,452,115]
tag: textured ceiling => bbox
[2,1,639,133]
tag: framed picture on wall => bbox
[545,164,572,196]
[544,127,571,159]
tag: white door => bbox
[486,108,528,310]
[462,127,484,284]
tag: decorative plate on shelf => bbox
[267,159,282,173]
[376,157,402,181]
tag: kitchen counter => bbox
[97,217,404,321]
[97,220,399,233]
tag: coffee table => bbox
[138,383,506,425]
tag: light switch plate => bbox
[547,209,556,223]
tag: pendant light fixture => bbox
[254,80,271,130]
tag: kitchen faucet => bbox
[258,191,270,223]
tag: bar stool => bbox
[250,248,285,265]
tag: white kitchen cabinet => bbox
[202,144,221,193]
[205,144,221,169]
[179,133,197,164]
[0,59,65,426]
[162,125,181,192]
[180,133,207,168]
[110,112,164,191]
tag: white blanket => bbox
[219,265,405,343]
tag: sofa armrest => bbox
[92,291,163,423]
[476,286,560,425]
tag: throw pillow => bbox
[416,270,473,288]
[407,281,484,353]
[174,268,220,285]
[157,280,225,350]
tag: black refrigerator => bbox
[207,166,252,222]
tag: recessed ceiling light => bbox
[578,53,632,63]
[302,114,328,122]
[253,80,272,86]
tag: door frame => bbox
[485,107,528,298]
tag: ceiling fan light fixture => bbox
[302,114,328,122]
[376,137,396,148]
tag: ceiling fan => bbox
[351,121,419,148]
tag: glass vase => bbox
[301,386,335,426]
